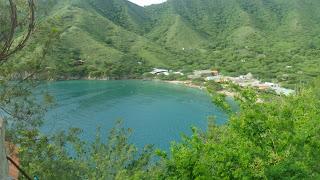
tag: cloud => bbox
[128,0,167,6]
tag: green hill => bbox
[15,0,320,84]
[147,0,320,85]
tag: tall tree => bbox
[0,0,35,179]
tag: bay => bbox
[41,80,228,150]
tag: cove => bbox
[41,80,229,150]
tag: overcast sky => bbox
[128,0,167,6]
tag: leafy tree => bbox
[17,121,157,180]
[159,81,320,179]
[0,0,36,179]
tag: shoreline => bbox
[161,80,235,97]
[162,80,205,90]
[47,78,235,97]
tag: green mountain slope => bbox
[15,0,320,84]
[17,0,183,79]
[146,0,320,85]
[150,0,320,47]
[147,14,209,50]
[88,0,152,33]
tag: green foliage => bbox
[159,82,320,179]
[206,81,223,92]
[191,78,205,86]
[15,121,158,180]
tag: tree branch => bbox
[0,0,35,61]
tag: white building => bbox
[173,71,184,75]
[150,68,169,76]
[272,87,295,96]
[194,70,214,77]
[264,82,280,88]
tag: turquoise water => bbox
[42,80,228,150]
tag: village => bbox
[150,68,295,96]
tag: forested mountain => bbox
[17,0,320,84]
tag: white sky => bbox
[128,0,167,6]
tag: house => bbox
[272,87,295,96]
[239,73,254,80]
[173,71,184,75]
[212,70,219,76]
[188,74,201,79]
[255,83,271,90]
[262,82,295,96]
[150,68,169,76]
[205,75,228,83]
[264,82,280,88]
[205,76,217,81]
[194,70,213,77]
[193,70,219,77]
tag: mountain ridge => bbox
[14,0,320,85]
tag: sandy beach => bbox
[162,80,236,97]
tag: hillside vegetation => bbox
[16,0,320,85]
